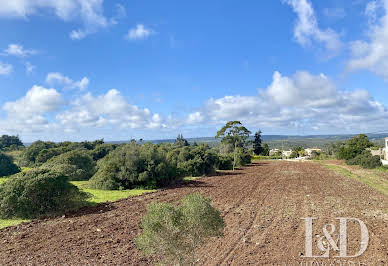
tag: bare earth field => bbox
[0,161,387,265]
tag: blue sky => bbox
[0,0,388,142]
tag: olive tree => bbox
[215,121,251,170]
[136,193,225,265]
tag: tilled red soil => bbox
[0,161,387,265]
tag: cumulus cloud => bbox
[285,0,343,54]
[46,72,89,90]
[347,0,388,79]
[1,86,63,133]
[125,24,154,40]
[186,71,388,133]
[57,89,166,130]
[0,0,119,40]
[2,43,36,57]
[0,61,12,75]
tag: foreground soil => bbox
[0,161,387,265]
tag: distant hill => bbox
[24,133,388,149]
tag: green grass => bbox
[71,181,156,203]
[322,163,388,196]
[21,167,33,172]
[0,218,30,229]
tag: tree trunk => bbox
[233,142,237,171]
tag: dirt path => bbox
[0,161,387,265]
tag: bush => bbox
[90,144,117,161]
[167,144,219,176]
[0,153,20,177]
[20,141,57,166]
[234,147,251,167]
[0,169,89,218]
[337,134,373,160]
[136,193,225,265]
[217,154,233,170]
[89,143,180,190]
[346,150,382,169]
[41,149,96,181]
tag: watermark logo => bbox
[301,217,369,258]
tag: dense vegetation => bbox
[0,153,20,177]
[0,169,89,218]
[332,134,382,169]
[136,193,225,265]
[0,135,24,151]
[89,141,233,190]
[1,127,382,222]
[41,150,96,181]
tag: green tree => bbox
[0,153,20,177]
[0,135,24,151]
[337,134,373,160]
[253,130,263,155]
[215,121,251,170]
[136,193,225,265]
[261,143,270,156]
[175,134,189,147]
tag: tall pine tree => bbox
[253,130,263,155]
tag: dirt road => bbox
[0,161,387,265]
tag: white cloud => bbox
[57,89,166,130]
[2,43,36,57]
[347,0,388,79]
[4,85,62,115]
[46,72,89,90]
[186,71,388,133]
[1,85,63,133]
[187,112,204,124]
[125,24,154,40]
[0,0,117,40]
[0,61,12,75]
[285,0,343,53]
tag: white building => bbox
[305,148,322,156]
[382,137,388,166]
[282,150,292,157]
[269,148,280,156]
[385,137,388,160]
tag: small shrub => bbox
[0,153,20,177]
[0,169,90,218]
[136,193,225,265]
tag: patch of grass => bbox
[183,176,201,182]
[322,163,388,196]
[375,166,388,172]
[71,181,156,203]
[21,167,33,172]
[0,218,30,229]
[0,178,6,185]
